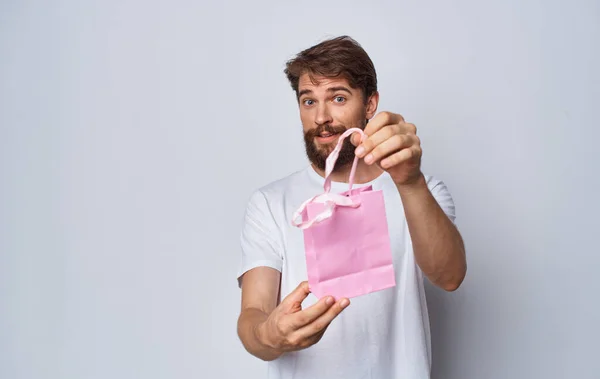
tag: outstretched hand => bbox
[258,281,350,353]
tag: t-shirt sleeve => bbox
[236,190,284,287]
[426,176,456,224]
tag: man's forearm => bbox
[237,308,282,361]
[396,174,467,291]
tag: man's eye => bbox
[334,96,346,103]
[303,99,314,106]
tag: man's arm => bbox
[396,175,466,291]
[237,267,283,361]
[352,111,467,291]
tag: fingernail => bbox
[355,146,364,156]
[364,154,373,164]
[340,299,350,308]
[325,297,334,306]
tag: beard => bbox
[303,120,366,172]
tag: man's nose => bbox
[314,103,333,126]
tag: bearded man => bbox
[236,35,467,379]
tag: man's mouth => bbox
[319,132,336,137]
[316,132,341,143]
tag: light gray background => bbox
[1,1,599,378]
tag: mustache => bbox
[305,124,347,138]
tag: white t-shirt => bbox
[237,165,456,379]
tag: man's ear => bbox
[365,91,379,119]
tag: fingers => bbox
[368,134,418,165]
[355,124,399,158]
[380,146,422,169]
[287,295,336,329]
[357,132,419,167]
[274,296,350,352]
[281,281,311,310]
[356,123,416,159]
[350,131,363,146]
[294,298,350,340]
[363,111,405,137]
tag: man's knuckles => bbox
[285,333,303,347]
[311,320,327,333]
[377,111,394,125]
[275,318,293,336]
[406,122,417,134]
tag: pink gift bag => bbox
[292,128,396,299]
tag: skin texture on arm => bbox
[396,176,466,291]
[237,267,283,361]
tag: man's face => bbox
[297,74,377,172]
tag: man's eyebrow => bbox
[298,86,353,98]
[327,86,352,94]
[298,89,313,98]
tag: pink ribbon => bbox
[292,128,366,230]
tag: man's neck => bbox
[311,160,384,185]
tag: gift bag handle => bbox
[324,127,366,194]
[290,128,366,230]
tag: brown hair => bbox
[284,36,377,103]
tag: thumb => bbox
[350,131,362,147]
[281,281,311,311]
